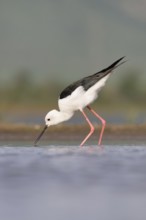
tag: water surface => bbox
[0,144,146,220]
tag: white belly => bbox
[58,74,110,112]
[59,87,89,112]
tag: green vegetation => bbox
[0,69,146,116]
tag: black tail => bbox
[95,56,126,76]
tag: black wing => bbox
[59,57,125,99]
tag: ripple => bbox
[0,145,146,220]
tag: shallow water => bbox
[0,144,146,220]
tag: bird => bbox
[34,57,125,146]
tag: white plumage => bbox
[58,74,110,112]
[34,57,125,146]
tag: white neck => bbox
[57,110,73,124]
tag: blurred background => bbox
[1,3,146,220]
[0,0,146,126]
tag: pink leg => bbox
[87,105,106,146]
[80,109,95,146]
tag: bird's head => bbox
[45,109,61,126]
[34,109,60,146]
[34,109,73,146]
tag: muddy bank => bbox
[0,123,146,144]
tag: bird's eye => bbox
[47,118,50,121]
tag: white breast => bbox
[58,74,110,112]
[58,86,86,112]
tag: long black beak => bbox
[34,125,47,146]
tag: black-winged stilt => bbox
[34,57,125,146]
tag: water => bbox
[0,144,146,220]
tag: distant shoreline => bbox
[0,123,146,143]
